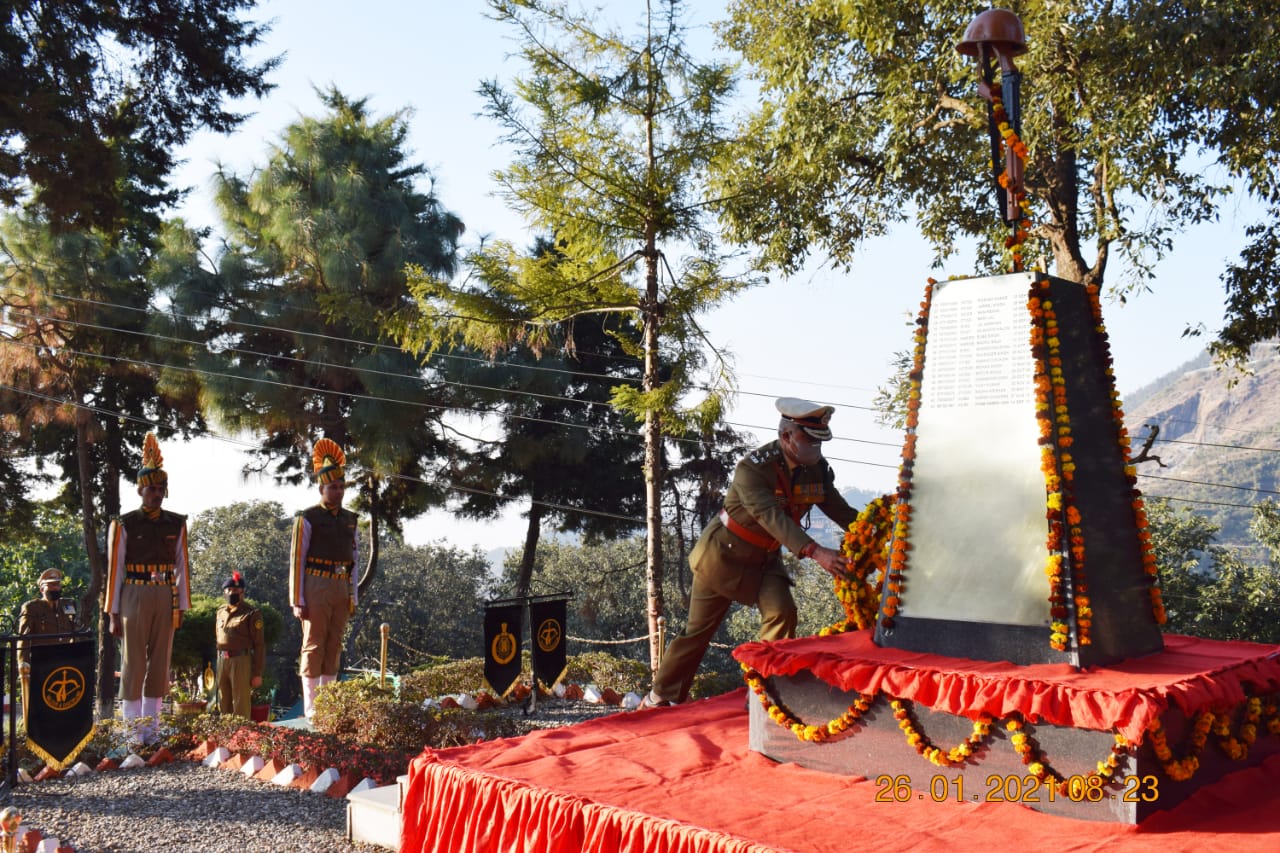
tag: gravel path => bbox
[7,698,633,852]
[10,762,386,853]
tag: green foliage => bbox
[311,674,523,753]
[348,537,495,668]
[401,658,488,702]
[0,1,277,234]
[311,678,412,744]
[1148,497,1280,643]
[716,0,1280,304]
[175,88,465,537]
[0,503,92,626]
[563,651,650,694]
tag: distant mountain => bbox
[1123,345,1280,547]
[805,485,886,548]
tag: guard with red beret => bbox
[215,571,265,718]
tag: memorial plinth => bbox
[740,273,1279,824]
[738,631,1280,823]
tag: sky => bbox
[153,0,1246,554]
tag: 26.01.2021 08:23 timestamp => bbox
[874,773,1161,804]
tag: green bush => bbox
[562,651,649,693]
[401,657,487,702]
[689,668,743,700]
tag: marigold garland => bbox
[825,494,895,634]
[878,280,934,632]
[1028,279,1088,649]
[991,94,1033,272]
[891,698,994,767]
[1079,282,1166,624]
[740,663,874,743]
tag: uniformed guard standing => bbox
[642,398,858,708]
[17,568,78,665]
[289,438,359,719]
[215,572,265,718]
[103,432,191,724]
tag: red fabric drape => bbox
[734,631,1280,742]
[399,689,1280,853]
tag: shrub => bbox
[400,657,487,702]
[562,651,649,693]
[689,668,743,700]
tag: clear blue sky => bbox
[161,0,1245,552]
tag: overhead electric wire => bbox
[30,294,1280,489]
[10,298,901,453]
[48,290,884,411]
[1137,473,1280,497]
[0,382,645,525]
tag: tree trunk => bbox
[515,500,545,599]
[74,409,113,721]
[356,473,380,599]
[642,255,665,674]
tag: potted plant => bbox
[168,682,210,715]
[249,674,277,722]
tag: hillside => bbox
[1122,346,1280,547]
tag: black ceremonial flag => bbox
[529,597,568,689]
[27,640,96,770]
[483,602,523,697]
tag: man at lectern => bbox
[641,397,856,708]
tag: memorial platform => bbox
[736,630,1280,823]
[400,683,1280,851]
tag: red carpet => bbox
[400,689,1280,852]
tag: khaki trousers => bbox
[119,584,175,700]
[651,569,797,703]
[217,654,253,718]
[299,573,351,678]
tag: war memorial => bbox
[396,11,1280,851]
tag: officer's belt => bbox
[718,509,780,552]
[125,566,174,585]
[305,562,352,580]
[219,649,251,658]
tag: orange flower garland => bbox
[991,94,1032,272]
[1027,279,1088,649]
[1147,710,1215,781]
[1079,282,1166,623]
[880,281,933,631]
[741,663,874,743]
[891,699,993,767]
[825,494,895,634]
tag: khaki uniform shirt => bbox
[17,597,77,664]
[215,603,266,679]
[690,440,858,604]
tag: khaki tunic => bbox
[653,440,858,703]
[289,505,359,678]
[17,597,77,665]
[215,603,266,718]
[104,508,191,701]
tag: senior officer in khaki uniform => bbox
[289,438,359,719]
[104,432,191,724]
[642,398,857,708]
[17,568,78,666]
[215,572,266,718]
